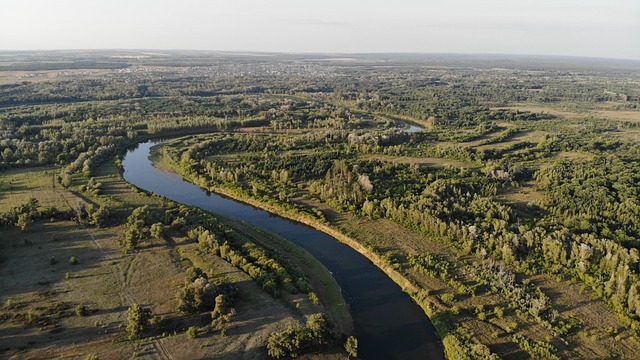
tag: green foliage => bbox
[176,268,238,315]
[305,313,333,344]
[17,213,32,232]
[150,222,165,239]
[441,293,455,305]
[266,313,335,358]
[345,336,358,358]
[409,252,451,279]
[308,292,320,306]
[91,206,112,228]
[511,334,560,359]
[126,304,151,340]
[5,53,640,359]
[76,304,87,316]
[69,256,78,265]
[188,224,309,297]
[187,326,198,339]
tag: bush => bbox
[308,292,320,306]
[69,256,78,265]
[441,293,455,305]
[345,336,358,358]
[187,326,198,339]
[126,304,151,340]
[266,313,334,358]
[76,304,87,316]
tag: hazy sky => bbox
[2,0,639,59]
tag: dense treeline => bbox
[536,156,640,244]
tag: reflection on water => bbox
[123,141,444,360]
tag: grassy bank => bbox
[150,143,463,355]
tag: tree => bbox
[211,294,229,319]
[150,222,164,239]
[266,326,312,358]
[91,206,111,228]
[306,313,333,344]
[60,172,72,187]
[17,213,32,232]
[345,336,358,358]
[123,225,144,251]
[126,304,151,340]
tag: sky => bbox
[1,0,639,60]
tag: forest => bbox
[1,50,640,359]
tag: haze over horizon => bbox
[1,0,639,61]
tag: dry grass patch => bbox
[494,105,640,122]
[496,181,544,207]
[0,166,85,213]
[0,69,112,85]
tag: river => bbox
[122,141,444,360]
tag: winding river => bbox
[122,141,444,360]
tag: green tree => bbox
[17,213,32,232]
[306,313,333,344]
[126,304,151,340]
[91,206,111,228]
[123,226,144,251]
[345,336,358,358]
[150,222,165,239]
[76,304,87,316]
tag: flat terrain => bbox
[0,161,348,360]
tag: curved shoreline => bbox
[150,143,451,351]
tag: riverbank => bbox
[149,142,459,357]
[149,143,353,334]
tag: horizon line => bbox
[1,48,639,63]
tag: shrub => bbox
[126,304,151,340]
[441,293,455,305]
[76,304,87,316]
[308,292,320,306]
[345,336,358,358]
[187,326,198,339]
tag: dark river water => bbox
[122,141,444,360]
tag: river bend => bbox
[122,141,444,360]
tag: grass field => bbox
[0,159,349,359]
[0,166,83,213]
[0,69,113,85]
[494,105,640,122]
